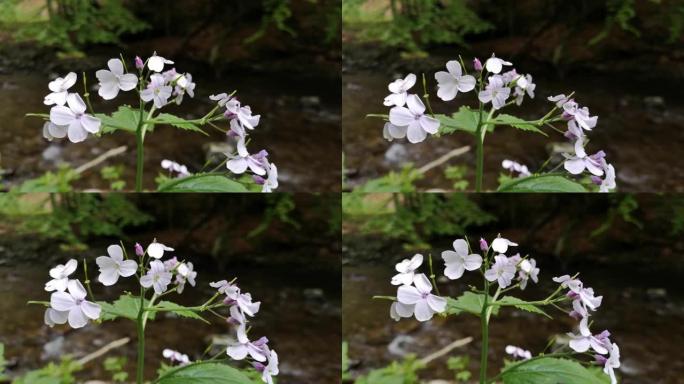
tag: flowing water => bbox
[343,242,684,384]
[0,257,341,383]
[343,64,684,192]
[0,62,341,192]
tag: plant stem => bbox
[136,286,145,384]
[479,278,490,384]
[134,106,156,192]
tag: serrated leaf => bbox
[497,296,551,318]
[156,362,254,384]
[153,113,207,135]
[99,295,155,321]
[502,357,609,384]
[498,174,587,193]
[446,292,498,317]
[436,106,484,135]
[490,114,547,136]
[97,105,140,134]
[157,174,248,192]
[155,301,209,323]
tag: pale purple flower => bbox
[562,101,597,131]
[491,235,518,254]
[235,291,261,317]
[505,345,532,360]
[96,244,138,286]
[501,69,519,85]
[478,75,510,110]
[227,136,268,176]
[485,54,512,74]
[389,301,414,321]
[45,259,78,292]
[389,94,440,143]
[227,324,268,362]
[161,159,191,177]
[140,260,172,294]
[593,161,616,192]
[548,94,569,108]
[49,93,101,143]
[49,279,101,328]
[517,258,539,290]
[261,163,278,193]
[95,58,138,100]
[441,239,482,280]
[383,73,416,107]
[147,52,174,73]
[175,262,197,294]
[44,72,77,106]
[396,273,446,321]
[382,122,407,141]
[473,57,483,71]
[209,93,233,107]
[553,275,583,293]
[563,136,604,176]
[513,74,535,105]
[211,280,240,300]
[163,348,190,365]
[391,253,423,286]
[140,74,172,108]
[42,121,68,141]
[173,73,195,105]
[226,103,260,131]
[434,60,476,101]
[135,243,144,257]
[502,159,531,177]
[134,56,144,70]
[602,343,621,384]
[484,255,517,288]
[568,317,609,355]
[147,240,174,259]
[44,308,69,328]
[163,257,179,271]
[256,348,279,384]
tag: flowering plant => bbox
[370,54,616,192]
[30,240,279,384]
[376,235,621,384]
[27,53,278,192]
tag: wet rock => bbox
[42,336,65,360]
[643,96,665,108]
[387,334,415,356]
[300,96,321,108]
[384,143,409,165]
[646,288,667,299]
[42,145,63,163]
[304,288,325,300]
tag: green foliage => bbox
[497,296,550,318]
[590,194,643,237]
[590,0,641,45]
[0,0,148,54]
[489,114,547,136]
[447,355,471,382]
[355,164,423,193]
[353,355,424,384]
[155,362,254,384]
[157,174,249,193]
[436,106,481,136]
[16,165,79,193]
[101,165,126,191]
[342,342,352,381]
[152,113,207,135]
[104,356,129,383]
[497,174,587,193]
[444,165,469,191]
[99,295,156,322]
[12,356,82,384]
[245,0,297,44]
[0,343,7,381]
[97,106,140,134]
[446,292,497,317]
[248,194,300,238]
[500,357,609,384]
[155,301,209,323]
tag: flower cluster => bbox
[162,348,191,366]
[501,159,531,178]
[505,345,532,360]
[44,259,101,329]
[549,94,616,192]
[210,93,279,192]
[211,279,279,384]
[390,254,447,321]
[383,74,441,143]
[161,159,191,178]
[554,275,621,383]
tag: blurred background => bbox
[342,193,684,383]
[0,193,341,383]
[342,0,684,192]
[0,0,341,192]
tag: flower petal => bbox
[68,307,88,328]
[107,58,124,76]
[119,73,138,91]
[51,291,75,311]
[67,121,88,143]
[66,93,87,114]
[50,105,75,125]
[397,285,421,305]
[119,260,138,277]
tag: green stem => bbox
[136,287,145,384]
[135,106,156,192]
[479,278,490,384]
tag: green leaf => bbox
[99,295,155,321]
[489,114,547,136]
[97,105,140,134]
[498,174,587,193]
[157,174,248,193]
[497,296,551,318]
[446,292,498,317]
[153,113,207,135]
[155,301,209,323]
[502,357,609,384]
[436,106,481,135]
[156,362,254,384]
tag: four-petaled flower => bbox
[44,72,77,106]
[441,239,482,280]
[96,58,138,100]
[435,61,476,101]
[484,54,512,74]
[484,255,516,288]
[227,324,268,362]
[96,244,138,286]
[45,259,78,292]
[175,262,197,294]
[140,260,173,294]
[384,73,416,107]
[227,137,268,176]
[49,279,101,328]
[518,258,539,290]
[478,75,510,110]
[389,94,440,143]
[391,253,423,286]
[568,317,609,355]
[49,93,101,143]
[396,273,447,321]
[491,235,518,254]
[147,52,174,72]
[147,241,174,259]
[564,137,605,176]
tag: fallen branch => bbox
[74,146,127,174]
[419,336,473,366]
[417,145,470,174]
[76,337,130,366]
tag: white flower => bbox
[140,260,172,294]
[485,54,512,74]
[261,163,279,193]
[49,279,101,328]
[563,136,604,176]
[210,93,233,107]
[147,52,174,72]
[49,93,101,143]
[478,75,510,110]
[505,345,532,360]
[391,254,423,286]
[140,74,172,108]
[45,259,78,292]
[211,280,240,299]
[163,348,190,365]
[226,103,261,131]
[568,317,609,355]
[161,159,191,177]
[389,301,414,321]
[173,73,195,104]
[95,58,138,100]
[434,61,476,101]
[147,241,174,259]
[484,255,516,288]
[175,262,197,294]
[553,275,583,293]
[227,137,267,176]
[502,159,531,177]
[260,349,279,384]
[227,324,268,362]
[44,308,68,327]
[603,343,621,384]
[441,239,482,280]
[388,94,440,144]
[96,244,138,286]
[491,235,518,254]
[517,259,539,290]
[384,73,416,107]
[396,273,446,321]
[235,292,261,317]
[42,121,68,141]
[599,163,616,193]
[513,74,535,105]
[44,72,77,106]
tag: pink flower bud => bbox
[479,238,488,252]
[473,57,483,71]
[135,56,144,70]
[253,175,266,185]
[135,242,144,256]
